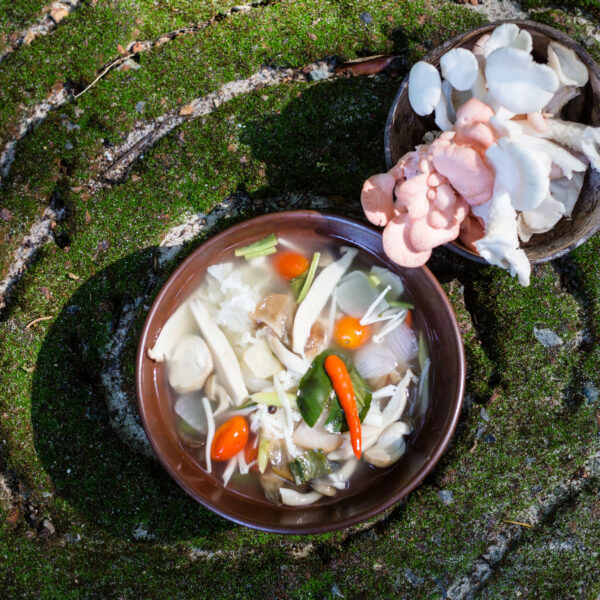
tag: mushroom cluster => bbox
[362,23,600,286]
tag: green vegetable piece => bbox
[418,330,428,371]
[388,300,415,309]
[296,252,320,303]
[324,354,372,433]
[258,437,270,474]
[297,350,371,432]
[296,351,333,427]
[234,233,278,257]
[368,274,381,287]
[243,246,277,261]
[250,391,296,408]
[289,450,332,486]
[290,272,307,298]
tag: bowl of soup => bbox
[136,211,465,533]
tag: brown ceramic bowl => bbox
[136,211,465,533]
[385,20,600,263]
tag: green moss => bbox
[0,0,48,32]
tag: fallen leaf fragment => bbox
[335,55,395,76]
[67,272,79,280]
[179,104,195,116]
[25,316,53,329]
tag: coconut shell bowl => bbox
[384,20,600,264]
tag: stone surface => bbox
[0,0,599,597]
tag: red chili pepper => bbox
[404,309,412,329]
[324,354,361,459]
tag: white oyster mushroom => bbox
[517,136,587,180]
[473,187,531,286]
[363,422,408,468]
[486,137,550,211]
[485,47,559,115]
[547,42,588,87]
[544,85,581,116]
[518,194,566,242]
[434,80,455,131]
[520,119,600,171]
[482,23,533,57]
[408,61,442,116]
[167,334,213,394]
[550,171,585,218]
[440,48,479,91]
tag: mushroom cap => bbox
[408,61,442,116]
[431,140,494,206]
[410,215,461,252]
[454,122,497,150]
[482,23,532,57]
[518,193,565,238]
[167,334,214,394]
[486,137,551,211]
[550,171,585,218]
[455,97,495,128]
[440,47,479,91]
[394,173,430,220]
[485,47,559,115]
[361,172,397,227]
[382,214,432,268]
[547,41,589,87]
[473,186,531,286]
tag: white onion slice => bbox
[336,271,382,318]
[174,393,208,434]
[354,344,399,380]
[385,323,418,364]
[369,266,404,298]
[202,396,215,474]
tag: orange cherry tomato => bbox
[244,437,258,466]
[404,309,412,329]
[211,416,249,461]
[333,315,371,349]
[273,251,309,279]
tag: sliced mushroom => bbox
[266,333,309,375]
[189,298,248,405]
[327,425,382,461]
[147,301,197,362]
[279,488,323,506]
[293,419,342,454]
[252,293,297,341]
[363,422,408,468]
[167,334,213,394]
[204,374,231,417]
[408,61,442,116]
[311,481,337,497]
[304,320,327,361]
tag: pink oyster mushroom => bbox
[361,98,496,267]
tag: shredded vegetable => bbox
[202,396,215,474]
[297,252,321,303]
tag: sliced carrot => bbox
[404,309,412,329]
[244,437,258,467]
[273,251,309,280]
[333,316,371,349]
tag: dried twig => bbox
[503,520,533,528]
[25,315,53,329]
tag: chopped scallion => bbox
[243,246,277,260]
[296,252,320,303]
[388,300,414,309]
[368,274,381,287]
[234,233,278,257]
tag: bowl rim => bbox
[383,19,600,265]
[135,210,466,533]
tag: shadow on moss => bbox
[29,248,235,541]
